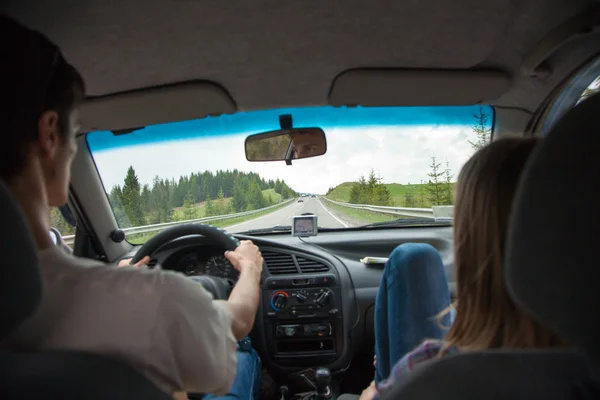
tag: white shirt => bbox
[4,245,237,395]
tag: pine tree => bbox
[182,190,197,220]
[366,170,378,203]
[373,171,392,206]
[205,194,214,217]
[141,184,151,214]
[349,183,360,204]
[247,181,266,210]
[231,179,247,212]
[374,184,392,206]
[426,156,446,206]
[444,160,454,205]
[274,179,283,194]
[216,187,227,215]
[469,105,491,151]
[121,166,145,226]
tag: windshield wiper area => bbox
[242,225,293,235]
[360,218,452,228]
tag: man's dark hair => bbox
[0,15,86,182]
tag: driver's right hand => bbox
[225,240,263,283]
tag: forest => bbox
[106,167,297,228]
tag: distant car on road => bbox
[298,198,304,202]
[311,195,316,198]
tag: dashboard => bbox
[135,225,455,377]
[170,246,238,281]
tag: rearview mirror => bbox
[245,128,327,163]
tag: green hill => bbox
[327,182,456,208]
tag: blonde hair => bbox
[440,137,564,354]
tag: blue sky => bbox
[87,105,492,194]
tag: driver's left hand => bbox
[117,256,150,268]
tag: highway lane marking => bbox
[316,197,349,228]
[224,200,301,230]
[286,199,308,219]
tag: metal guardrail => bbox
[321,196,453,220]
[62,198,296,246]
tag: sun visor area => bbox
[80,81,237,132]
[328,69,512,106]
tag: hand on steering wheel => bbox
[224,240,263,284]
[129,223,245,300]
[117,256,150,268]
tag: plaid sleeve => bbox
[373,340,449,400]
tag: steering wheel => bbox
[131,223,241,300]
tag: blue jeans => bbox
[374,243,451,383]
[200,339,261,400]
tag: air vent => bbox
[296,256,330,273]
[263,251,298,275]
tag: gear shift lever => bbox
[315,367,331,398]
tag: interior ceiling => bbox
[3,0,600,114]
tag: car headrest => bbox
[505,93,600,362]
[0,181,42,339]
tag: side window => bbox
[576,75,600,105]
[49,207,76,248]
[541,58,600,136]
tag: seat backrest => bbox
[379,94,600,400]
[0,181,171,400]
[505,93,600,364]
[380,349,596,400]
[0,181,42,339]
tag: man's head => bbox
[0,15,85,206]
[290,129,326,159]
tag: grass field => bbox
[324,201,400,225]
[326,182,455,207]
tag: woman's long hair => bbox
[442,137,564,352]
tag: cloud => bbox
[91,125,475,194]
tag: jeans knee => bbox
[386,243,443,277]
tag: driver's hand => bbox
[225,240,263,282]
[117,256,150,268]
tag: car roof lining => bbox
[4,0,600,131]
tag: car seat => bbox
[0,181,171,400]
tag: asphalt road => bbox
[224,197,349,233]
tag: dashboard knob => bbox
[315,289,331,306]
[271,291,288,311]
[296,292,308,303]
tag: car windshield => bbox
[87,105,493,244]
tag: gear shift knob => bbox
[315,367,331,395]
